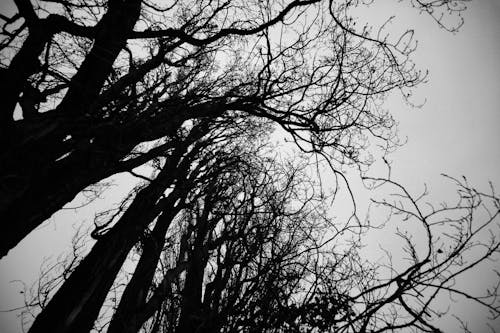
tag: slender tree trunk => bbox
[176,205,213,333]
[106,211,172,333]
[175,247,207,333]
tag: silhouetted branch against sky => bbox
[0,0,499,332]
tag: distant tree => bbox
[0,0,469,256]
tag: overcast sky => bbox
[388,0,500,187]
[1,1,499,332]
[356,2,500,330]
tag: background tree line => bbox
[1,0,499,332]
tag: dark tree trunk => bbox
[106,211,172,333]
[0,0,142,256]
[2,21,49,134]
[57,0,142,117]
[176,204,213,333]
[2,0,141,140]
[175,247,207,333]
[1,142,132,258]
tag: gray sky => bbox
[352,2,500,330]
[1,1,499,332]
[389,0,500,187]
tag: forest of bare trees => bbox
[1,0,499,332]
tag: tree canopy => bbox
[0,0,467,256]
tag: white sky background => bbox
[1,1,499,332]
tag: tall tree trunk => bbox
[1,0,142,256]
[57,0,141,118]
[176,203,213,333]
[175,245,207,333]
[106,211,172,333]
